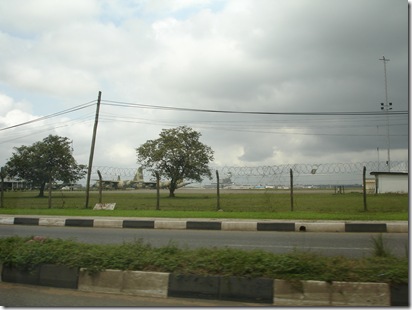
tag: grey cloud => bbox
[0,0,407,170]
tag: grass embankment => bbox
[0,236,407,284]
[0,190,408,221]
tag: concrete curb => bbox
[0,264,408,306]
[273,279,391,306]
[0,215,408,233]
[78,269,169,298]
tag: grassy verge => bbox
[0,236,407,284]
[0,190,408,220]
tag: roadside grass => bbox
[0,236,407,284]
[0,190,408,220]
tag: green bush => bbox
[0,237,407,284]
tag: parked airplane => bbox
[93,167,190,190]
[208,172,234,189]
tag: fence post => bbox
[155,171,160,210]
[97,170,102,204]
[363,166,367,211]
[216,170,221,211]
[290,168,294,212]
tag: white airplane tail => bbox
[134,167,144,182]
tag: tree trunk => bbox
[48,175,52,208]
[168,180,177,197]
[38,182,46,197]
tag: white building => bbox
[370,172,408,194]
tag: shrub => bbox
[0,237,407,284]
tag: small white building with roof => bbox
[369,172,408,194]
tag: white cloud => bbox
[0,0,408,185]
[0,94,34,126]
[0,0,99,35]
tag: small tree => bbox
[5,135,87,203]
[136,126,214,197]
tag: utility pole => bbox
[0,167,4,208]
[379,56,391,172]
[290,169,294,212]
[85,91,102,209]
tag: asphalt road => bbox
[0,224,408,258]
[0,282,267,307]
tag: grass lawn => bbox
[0,189,408,221]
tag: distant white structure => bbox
[370,172,408,194]
[365,179,376,194]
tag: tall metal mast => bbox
[379,56,391,172]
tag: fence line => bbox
[91,161,408,186]
[93,161,408,178]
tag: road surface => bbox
[0,224,407,258]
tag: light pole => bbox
[379,56,391,172]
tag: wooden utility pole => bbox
[0,167,4,208]
[290,169,294,211]
[85,91,101,209]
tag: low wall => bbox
[0,264,408,306]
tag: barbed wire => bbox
[92,161,408,181]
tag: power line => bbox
[101,100,408,116]
[98,115,407,137]
[0,101,96,132]
[0,115,95,145]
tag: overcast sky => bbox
[0,0,408,181]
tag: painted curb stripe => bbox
[186,221,222,230]
[257,222,295,231]
[39,264,79,289]
[390,283,409,306]
[2,265,79,289]
[220,276,273,303]
[122,220,155,229]
[345,223,387,232]
[168,274,274,303]
[13,217,39,225]
[168,274,220,299]
[65,219,94,227]
[0,216,408,233]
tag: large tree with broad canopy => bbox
[136,126,214,197]
[5,135,87,203]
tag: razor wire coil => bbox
[92,161,408,180]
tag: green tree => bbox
[5,135,86,205]
[136,126,214,197]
